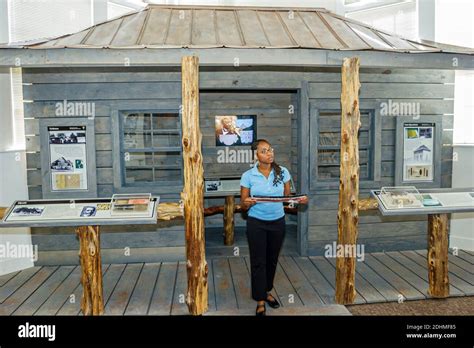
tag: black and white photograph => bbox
[48,126,88,191]
[50,156,74,171]
[80,206,97,217]
[49,131,86,144]
[205,180,221,192]
[11,206,45,217]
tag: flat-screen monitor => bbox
[215,115,256,146]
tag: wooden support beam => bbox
[427,213,450,298]
[358,197,378,211]
[76,225,104,316]
[157,202,184,221]
[335,57,361,305]
[223,196,235,245]
[181,55,208,315]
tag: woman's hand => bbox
[299,195,309,205]
[242,197,257,210]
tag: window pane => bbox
[152,113,179,129]
[153,152,181,166]
[319,130,370,146]
[125,168,153,184]
[154,169,181,180]
[318,149,369,165]
[125,152,153,167]
[123,113,151,131]
[123,132,152,149]
[121,111,182,186]
[319,132,339,146]
[318,163,369,180]
[152,134,181,147]
[317,109,373,182]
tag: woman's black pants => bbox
[246,215,286,301]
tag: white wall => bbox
[0,0,34,275]
[0,150,32,275]
[433,0,474,251]
[1,0,110,276]
[0,65,33,275]
[450,147,474,250]
[347,0,418,40]
[8,0,94,43]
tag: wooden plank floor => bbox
[1,250,472,316]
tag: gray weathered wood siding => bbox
[305,69,454,255]
[200,91,298,229]
[21,66,454,261]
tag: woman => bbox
[240,139,308,316]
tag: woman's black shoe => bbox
[256,303,266,316]
[265,294,280,309]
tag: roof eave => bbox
[0,47,472,70]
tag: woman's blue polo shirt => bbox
[240,164,291,221]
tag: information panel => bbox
[1,196,159,227]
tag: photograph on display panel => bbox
[48,126,88,191]
[402,123,435,182]
[215,115,256,146]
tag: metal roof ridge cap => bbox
[147,4,329,12]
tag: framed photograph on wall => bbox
[395,116,442,188]
[215,115,256,146]
[39,118,97,199]
[48,126,88,191]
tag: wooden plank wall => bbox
[306,69,454,254]
[21,66,454,260]
[22,68,185,265]
[200,91,297,229]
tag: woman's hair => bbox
[251,139,284,187]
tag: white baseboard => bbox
[449,235,474,252]
[0,258,34,276]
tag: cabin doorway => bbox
[200,89,300,257]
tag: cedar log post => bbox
[335,57,361,305]
[223,196,235,245]
[427,213,450,297]
[76,225,104,315]
[181,56,208,315]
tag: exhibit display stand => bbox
[0,195,159,315]
[371,187,474,297]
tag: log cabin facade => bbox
[1,4,473,265]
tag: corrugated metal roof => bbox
[6,4,474,54]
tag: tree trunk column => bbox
[335,57,361,305]
[76,225,104,316]
[427,213,449,298]
[224,196,235,245]
[181,55,208,315]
